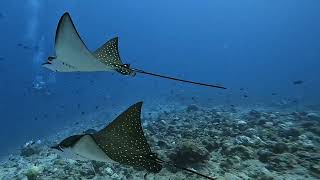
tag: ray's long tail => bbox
[118,63,226,89]
[132,68,226,89]
[154,157,215,180]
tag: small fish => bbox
[0,56,4,61]
[52,102,215,179]
[0,12,5,19]
[271,93,277,96]
[243,95,248,98]
[293,80,304,85]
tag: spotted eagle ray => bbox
[52,102,215,179]
[43,12,226,90]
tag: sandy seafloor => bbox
[0,103,320,180]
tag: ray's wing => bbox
[92,102,162,173]
[93,37,133,75]
[52,12,108,72]
[93,37,123,66]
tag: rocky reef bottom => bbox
[1,104,320,180]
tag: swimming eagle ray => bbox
[43,12,226,90]
[52,102,215,180]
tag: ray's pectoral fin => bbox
[93,37,135,76]
[92,101,162,173]
[43,12,108,72]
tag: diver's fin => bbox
[44,12,109,72]
[92,102,162,173]
[128,67,227,89]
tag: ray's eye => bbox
[123,64,130,68]
[48,56,56,61]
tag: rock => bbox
[104,167,114,176]
[201,139,218,152]
[307,112,320,121]
[91,161,105,175]
[167,125,177,135]
[20,145,42,157]
[263,122,274,128]
[220,155,242,171]
[223,145,254,160]
[244,128,258,137]
[309,164,320,175]
[157,140,169,148]
[219,161,233,171]
[257,149,274,163]
[24,165,43,180]
[298,134,314,148]
[224,173,241,180]
[248,110,261,119]
[301,121,318,128]
[266,153,297,171]
[279,127,301,138]
[79,168,95,179]
[309,127,320,136]
[257,116,268,125]
[235,135,253,146]
[257,175,275,180]
[242,160,273,179]
[186,104,199,112]
[235,120,248,131]
[271,142,289,154]
[168,141,210,166]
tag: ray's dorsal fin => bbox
[92,102,162,173]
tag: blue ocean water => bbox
[0,1,319,179]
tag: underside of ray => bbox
[92,102,162,173]
[44,12,110,72]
